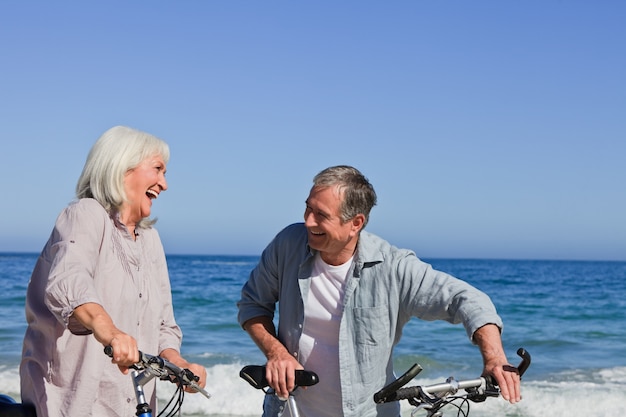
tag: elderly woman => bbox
[20,126,206,417]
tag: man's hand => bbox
[243,316,303,399]
[473,324,521,404]
[483,358,521,403]
[265,349,303,400]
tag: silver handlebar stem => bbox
[421,377,486,397]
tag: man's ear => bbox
[352,213,366,233]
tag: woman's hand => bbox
[106,333,140,374]
[160,348,208,391]
[72,302,139,373]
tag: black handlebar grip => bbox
[389,386,421,402]
[104,345,113,357]
[373,363,422,403]
[516,348,531,378]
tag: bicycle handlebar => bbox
[240,365,319,391]
[103,345,210,399]
[374,347,531,409]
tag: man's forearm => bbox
[473,323,507,364]
[243,316,291,360]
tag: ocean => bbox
[1,252,625,417]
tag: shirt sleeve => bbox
[237,229,285,328]
[397,253,503,342]
[150,229,183,353]
[44,199,108,333]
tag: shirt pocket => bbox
[352,306,391,384]
[353,306,389,346]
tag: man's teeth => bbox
[146,189,159,199]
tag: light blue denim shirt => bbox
[238,223,503,417]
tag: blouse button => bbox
[139,293,143,298]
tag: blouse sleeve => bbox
[44,199,108,333]
[149,228,183,353]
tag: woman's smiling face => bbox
[121,154,168,228]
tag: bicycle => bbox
[103,346,210,417]
[0,394,36,417]
[373,347,531,417]
[0,347,210,417]
[239,364,319,417]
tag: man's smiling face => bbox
[304,185,362,265]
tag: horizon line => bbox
[1,251,624,263]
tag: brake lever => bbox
[177,368,211,399]
[475,347,531,402]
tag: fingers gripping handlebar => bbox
[480,347,532,392]
[240,365,319,417]
[104,345,210,399]
[239,365,319,391]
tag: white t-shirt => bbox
[294,252,353,417]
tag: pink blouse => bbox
[20,198,182,417]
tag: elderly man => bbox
[238,165,521,417]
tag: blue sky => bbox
[1,2,624,261]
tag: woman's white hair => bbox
[75,125,170,227]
